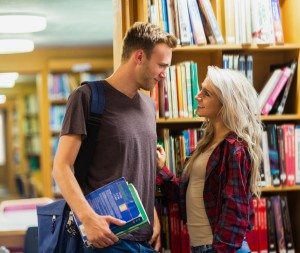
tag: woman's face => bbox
[195,77,223,120]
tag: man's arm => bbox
[149,207,161,251]
[52,134,125,248]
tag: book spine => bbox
[282,124,295,186]
[295,126,300,184]
[198,0,224,44]
[266,124,281,186]
[186,0,207,45]
[176,0,192,45]
[258,198,268,253]
[271,196,286,253]
[224,0,235,44]
[271,0,284,44]
[266,198,277,253]
[276,61,297,114]
[262,130,272,186]
[261,67,291,115]
[280,196,295,252]
[258,69,282,111]
[276,126,287,185]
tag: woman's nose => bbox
[195,93,202,100]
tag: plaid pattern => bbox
[157,132,254,253]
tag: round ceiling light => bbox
[0,39,34,54]
[0,72,19,88]
[0,14,47,33]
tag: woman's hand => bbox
[156,144,166,170]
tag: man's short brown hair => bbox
[121,22,177,62]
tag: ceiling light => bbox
[0,39,34,54]
[0,14,47,33]
[0,95,6,104]
[0,72,19,88]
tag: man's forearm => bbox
[52,164,94,221]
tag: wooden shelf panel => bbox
[261,114,300,121]
[173,43,300,53]
[49,99,68,105]
[156,114,300,124]
[156,117,204,124]
[261,185,300,192]
[48,58,113,72]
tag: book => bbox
[261,66,292,115]
[275,61,297,114]
[266,198,277,253]
[72,177,149,246]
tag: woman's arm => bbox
[156,145,180,201]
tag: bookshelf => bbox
[38,58,113,197]
[0,81,41,197]
[113,0,300,251]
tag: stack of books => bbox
[73,177,149,246]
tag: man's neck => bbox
[105,62,138,98]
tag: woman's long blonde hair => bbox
[185,66,263,197]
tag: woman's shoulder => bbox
[223,132,248,152]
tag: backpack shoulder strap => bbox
[74,80,105,193]
[81,80,105,123]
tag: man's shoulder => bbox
[71,83,91,97]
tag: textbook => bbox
[73,177,149,246]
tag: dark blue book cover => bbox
[73,177,149,246]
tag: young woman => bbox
[156,66,263,253]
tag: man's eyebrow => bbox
[159,63,170,67]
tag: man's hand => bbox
[81,212,126,248]
[149,208,161,251]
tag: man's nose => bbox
[159,71,166,79]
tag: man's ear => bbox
[133,49,144,65]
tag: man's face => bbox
[137,43,172,91]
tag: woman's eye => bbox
[204,91,210,96]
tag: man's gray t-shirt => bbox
[61,81,157,241]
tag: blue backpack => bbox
[37,80,105,253]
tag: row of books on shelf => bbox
[261,124,300,187]
[152,61,200,119]
[25,134,41,155]
[24,94,39,115]
[223,54,253,83]
[159,123,300,188]
[153,58,297,119]
[50,105,66,132]
[48,74,77,100]
[48,72,109,100]
[148,0,283,46]
[259,61,297,115]
[158,128,202,175]
[23,117,39,136]
[156,195,294,253]
[247,196,294,253]
[156,199,190,253]
[224,0,284,45]
[51,136,59,158]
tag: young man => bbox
[52,22,177,251]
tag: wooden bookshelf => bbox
[0,82,41,197]
[113,0,300,251]
[38,57,113,197]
